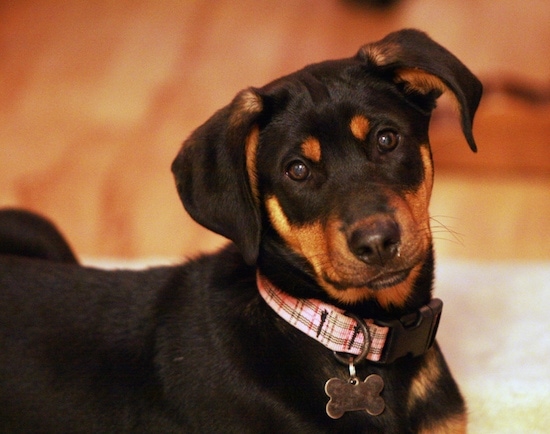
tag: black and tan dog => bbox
[0,29,481,433]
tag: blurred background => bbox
[1,1,550,431]
[1,0,549,262]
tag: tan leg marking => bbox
[408,348,441,409]
[418,413,468,434]
[410,349,467,434]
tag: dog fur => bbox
[0,29,481,433]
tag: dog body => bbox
[0,30,481,433]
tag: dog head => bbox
[172,29,482,311]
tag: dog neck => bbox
[257,272,443,365]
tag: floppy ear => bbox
[358,29,483,152]
[172,89,265,264]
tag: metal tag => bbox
[324,374,385,419]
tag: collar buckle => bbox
[374,298,443,364]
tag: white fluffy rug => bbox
[86,257,550,433]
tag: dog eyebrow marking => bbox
[350,115,370,141]
[301,137,322,162]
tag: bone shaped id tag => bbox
[324,368,385,419]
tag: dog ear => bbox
[358,29,483,152]
[172,89,266,264]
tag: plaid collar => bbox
[257,273,443,364]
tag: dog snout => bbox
[347,216,400,266]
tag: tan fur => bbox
[360,43,401,66]
[350,115,370,141]
[402,145,433,246]
[229,89,263,128]
[265,195,326,259]
[418,413,468,434]
[395,68,462,116]
[409,349,468,433]
[245,126,260,205]
[301,137,322,163]
[396,69,449,96]
[420,145,434,197]
[369,264,422,308]
[408,348,442,409]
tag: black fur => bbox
[0,208,77,263]
[0,30,481,433]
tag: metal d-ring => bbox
[333,312,372,366]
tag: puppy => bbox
[0,29,481,433]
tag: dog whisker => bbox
[430,216,465,246]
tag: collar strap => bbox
[257,273,443,364]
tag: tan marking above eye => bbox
[301,137,322,163]
[350,115,370,141]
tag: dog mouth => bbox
[323,267,412,291]
[365,268,412,290]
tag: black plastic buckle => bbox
[374,298,443,364]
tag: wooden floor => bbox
[1,0,549,261]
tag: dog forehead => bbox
[258,57,384,115]
[265,72,413,138]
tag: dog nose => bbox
[347,217,400,265]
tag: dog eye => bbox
[285,160,310,181]
[376,130,400,153]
